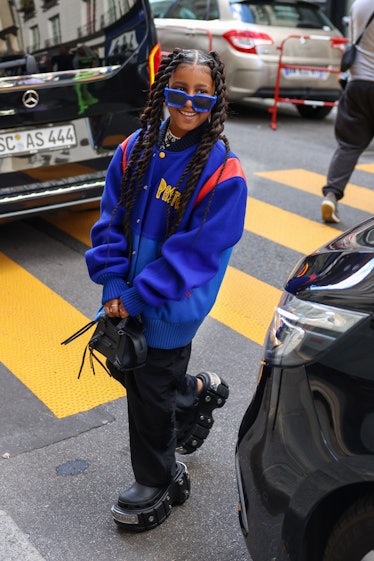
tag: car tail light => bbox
[330,35,350,54]
[222,30,273,54]
[148,42,161,85]
[330,36,350,48]
[264,293,368,367]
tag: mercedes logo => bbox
[22,89,39,108]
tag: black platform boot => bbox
[111,461,190,532]
[176,371,229,455]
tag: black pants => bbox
[107,343,198,487]
[323,80,374,201]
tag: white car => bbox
[151,0,345,119]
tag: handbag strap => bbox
[354,11,374,46]
[116,316,148,365]
[123,321,148,364]
[61,319,97,345]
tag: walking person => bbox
[321,0,374,224]
[85,48,248,531]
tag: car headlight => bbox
[264,292,369,367]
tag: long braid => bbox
[120,48,230,239]
[120,51,183,237]
[167,51,230,236]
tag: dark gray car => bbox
[236,216,374,561]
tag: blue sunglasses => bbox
[164,87,217,113]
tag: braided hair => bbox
[120,48,230,238]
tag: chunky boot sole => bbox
[111,462,190,532]
[176,371,229,455]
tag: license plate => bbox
[284,68,325,79]
[0,124,77,158]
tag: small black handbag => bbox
[61,315,148,378]
[340,44,357,73]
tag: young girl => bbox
[85,48,247,531]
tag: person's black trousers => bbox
[107,343,198,487]
[323,80,374,200]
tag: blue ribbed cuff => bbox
[102,277,129,305]
[121,287,147,316]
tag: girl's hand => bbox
[104,299,129,318]
[118,299,129,319]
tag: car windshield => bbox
[0,0,150,82]
[229,1,333,29]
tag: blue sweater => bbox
[86,123,248,349]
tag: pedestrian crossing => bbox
[1,166,373,418]
[256,168,374,214]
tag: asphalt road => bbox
[1,100,373,561]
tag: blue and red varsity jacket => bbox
[85,122,248,349]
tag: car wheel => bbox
[322,494,374,561]
[296,105,333,120]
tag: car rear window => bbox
[150,0,219,20]
[229,2,333,29]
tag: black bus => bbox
[0,0,160,222]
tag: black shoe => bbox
[118,482,165,509]
[111,461,190,532]
[321,192,340,223]
[176,371,229,455]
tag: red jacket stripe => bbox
[193,158,246,208]
[121,134,135,172]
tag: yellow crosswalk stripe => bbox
[245,197,341,254]
[255,169,374,214]
[1,252,124,418]
[46,209,95,247]
[211,266,280,346]
[357,163,374,173]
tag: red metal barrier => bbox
[269,34,349,130]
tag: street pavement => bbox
[0,312,258,561]
[0,510,47,561]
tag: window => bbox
[42,0,58,8]
[150,0,217,21]
[206,0,219,20]
[229,2,332,29]
[49,14,62,46]
[30,25,40,51]
[19,0,35,13]
[107,0,117,24]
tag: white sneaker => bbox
[321,193,340,223]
